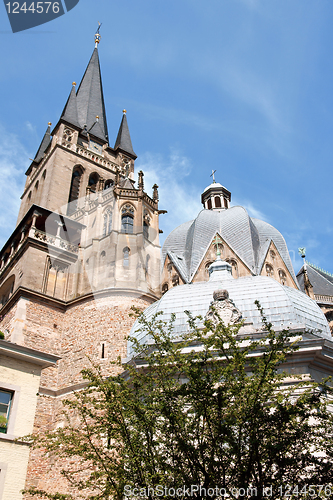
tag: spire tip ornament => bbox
[123,109,127,114]
[95,22,102,47]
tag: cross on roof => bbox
[210,169,216,183]
[213,234,222,258]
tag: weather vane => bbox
[95,22,102,47]
[210,169,216,183]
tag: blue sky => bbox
[0,0,332,275]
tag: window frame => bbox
[0,382,20,437]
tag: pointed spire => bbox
[76,47,108,143]
[34,122,52,163]
[114,110,136,158]
[61,82,80,128]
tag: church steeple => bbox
[33,122,52,163]
[61,82,80,129]
[75,46,108,143]
[114,110,136,158]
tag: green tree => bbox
[25,306,333,500]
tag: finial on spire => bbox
[96,115,99,121]
[95,22,102,47]
[123,109,127,114]
[72,82,76,86]
[210,169,216,183]
[298,247,306,269]
[48,122,52,126]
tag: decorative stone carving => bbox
[205,289,242,326]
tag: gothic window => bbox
[143,210,150,240]
[227,258,238,277]
[145,254,150,276]
[205,261,213,275]
[123,247,130,267]
[121,204,134,234]
[278,269,287,285]
[104,179,114,190]
[162,283,168,294]
[63,128,74,143]
[270,250,276,260]
[35,180,39,191]
[207,199,212,210]
[215,196,221,208]
[100,251,106,261]
[266,264,274,277]
[88,172,99,193]
[0,276,15,308]
[28,192,31,200]
[67,165,83,215]
[167,263,173,274]
[103,208,112,237]
[143,221,149,239]
[172,274,179,287]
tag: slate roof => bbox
[34,123,51,163]
[76,48,108,142]
[129,271,330,356]
[162,207,297,285]
[61,84,80,128]
[297,264,333,297]
[114,112,136,158]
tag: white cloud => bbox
[137,149,202,245]
[0,125,28,247]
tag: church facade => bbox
[0,33,332,498]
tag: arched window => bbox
[35,180,39,191]
[67,166,83,215]
[162,283,168,294]
[28,192,32,200]
[121,204,134,234]
[266,263,273,277]
[103,208,112,237]
[205,261,213,275]
[0,275,15,308]
[207,199,212,210]
[226,258,238,277]
[145,254,150,276]
[172,274,179,287]
[143,221,149,239]
[215,196,221,208]
[224,198,228,208]
[123,247,130,267]
[88,172,99,193]
[42,170,46,179]
[143,210,150,240]
[270,250,276,260]
[278,269,287,285]
[104,179,114,190]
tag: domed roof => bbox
[202,182,226,193]
[162,207,297,285]
[129,267,331,358]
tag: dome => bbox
[129,266,331,358]
[162,206,297,285]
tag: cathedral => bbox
[0,33,332,499]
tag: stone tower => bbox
[0,33,161,495]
